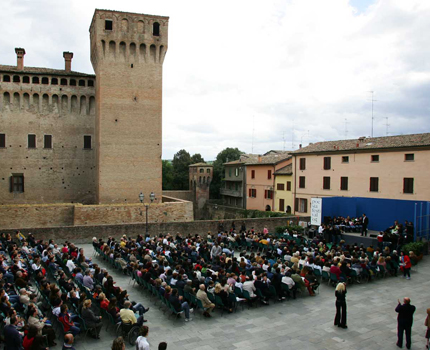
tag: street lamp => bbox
[139,192,156,236]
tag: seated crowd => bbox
[0,231,150,349]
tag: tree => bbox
[162,160,174,190]
[210,147,244,199]
[190,153,205,164]
[172,149,192,190]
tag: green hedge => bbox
[275,225,305,234]
[401,241,426,256]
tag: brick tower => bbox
[89,9,168,203]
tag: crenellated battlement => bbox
[90,9,168,70]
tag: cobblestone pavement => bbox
[70,244,430,350]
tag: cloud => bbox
[1,0,429,159]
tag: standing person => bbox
[399,251,412,280]
[425,308,430,350]
[395,297,416,349]
[159,342,168,349]
[135,325,150,350]
[334,282,347,329]
[4,316,23,350]
[361,214,369,237]
[111,337,126,350]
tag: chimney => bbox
[15,48,26,70]
[258,155,262,163]
[63,51,74,72]
[299,144,302,149]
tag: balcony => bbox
[220,188,242,197]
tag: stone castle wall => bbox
[0,197,193,229]
[1,216,306,244]
[0,73,97,205]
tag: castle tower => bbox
[89,9,168,203]
[189,163,213,219]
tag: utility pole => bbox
[369,91,377,138]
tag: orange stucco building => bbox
[291,133,430,215]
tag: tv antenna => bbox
[291,120,295,149]
[344,118,348,138]
[251,116,255,153]
[368,91,377,137]
[282,132,286,151]
[385,117,390,136]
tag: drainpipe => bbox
[293,156,297,215]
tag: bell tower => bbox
[89,9,168,203]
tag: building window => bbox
[268,170,272,180]
[208,168,211,174]
[3,75,11,82]
[88,80,94,87]
[70,79,77,86]
[13,75,20,83]
[51,78,58,85]
[279,199,285,212]
[44,135,52,149]
[299,158,306,170]
[0,133,5,148]
[286,181,291,191]
[264,190,273,199]
[371,155,379,162]
[10,174,24,193]
[340,177,348,191]
[342,156,349,163]
[323,176,331,190]
[105,20,113,30]
[83,135,92,149]
[403,178,414,194]
[153,22,160,36]
[251,170,255,179]
[249,188,257,198]
[370,177,379,192]
[299,176,305,188]
[41,77,49,84]
[200,168,205,174]
[32,77,39,84]
[405,154,414,161]
[60,78,68,86]
[235,182,239,191]
[23,76,30,84]
[295,198,308,213]
[28,134,36,148]
[277,183,285,191]
[79,79,85,87]
[228,168,231,177]
[235,168,239,176]
[323,157,331,170]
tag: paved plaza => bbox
[72,243,430,350]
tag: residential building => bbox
[274,164,293,213]
[221,160,246,208]
[291,133,430,215]
[222,151,291,211]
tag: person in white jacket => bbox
[135,325,150,350]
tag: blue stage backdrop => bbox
[321,197,429,237]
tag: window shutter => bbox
[295,198,299,212]
[303,199,308,213]
[22,174,24,192]
[10,176,13,192]
[249,189,251,197]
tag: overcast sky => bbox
[1,0,429,160]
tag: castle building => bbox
[0,9,168,205]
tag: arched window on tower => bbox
[153,22,160,36]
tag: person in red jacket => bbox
[23,325,38,350]
[399,251,412,280]
[58,304,80,336]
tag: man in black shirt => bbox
[395,297,416,349]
